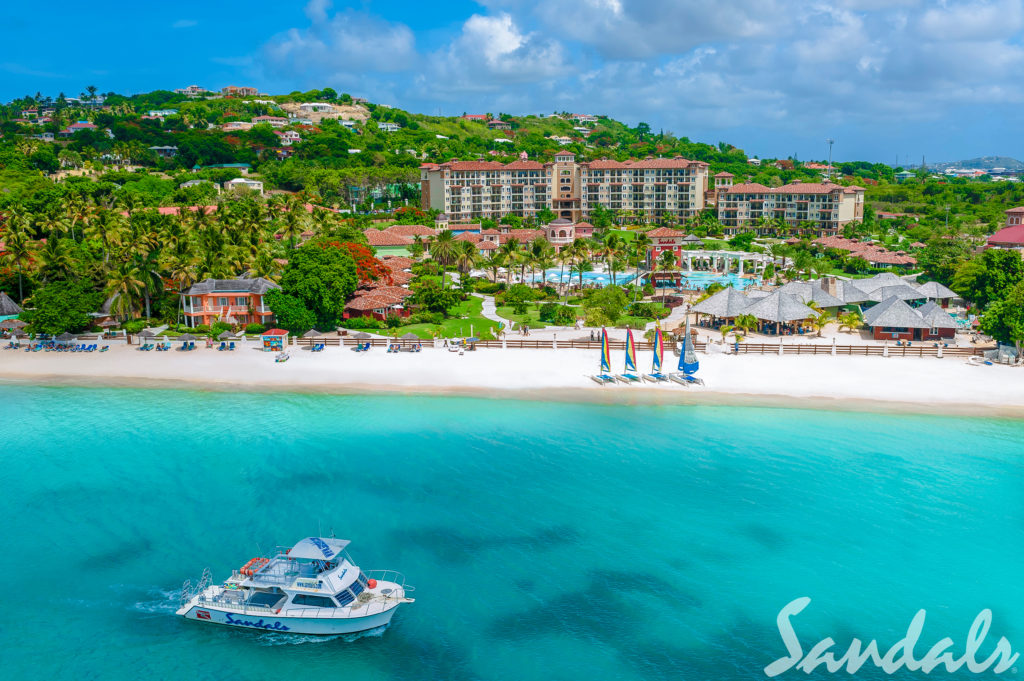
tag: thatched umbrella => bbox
[138,329,156,338]
[11,330,27,338]
[400,332,420,340]
[0,319,26,330]
[177,333,197,342]
[302,329,322,338]
[352,332,371,339]
[98,319,119,328]
[56,332,76,344]
[217,330,234,341]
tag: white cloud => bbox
[422,13,571,97]
[918,0,1024,40]
[262,2,417,80]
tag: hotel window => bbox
[218,297,229,306]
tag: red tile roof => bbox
[988,225,1024,246]
[1005,206,1024,214]
[724,183,772,193]
[646,227,687,238]
[384,224,438,238]
[814,236,917,265]
[380,255,415,270]
[364,229,412,247]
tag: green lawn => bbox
[494,305,551,329]
[386,296,503,340]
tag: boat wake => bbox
[255,625,390,646]
[129,586,182,614]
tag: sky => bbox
[3,0,1024,164]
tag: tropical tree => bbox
[2,227,36,302]
[656,250,678,304]
[806,310,832,337]
[721,313,758,344]
[837,310,863,333]
[429,229,459,288]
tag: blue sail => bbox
[678,317,700,375]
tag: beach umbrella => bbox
[352,332,371,339]
[177,333,197,342]
[56,332,76,341]
[400,332,420,340]
[98,319,119,328]
[0,319,26,329]
[138,329,156,338]
[466,337,479,343]
[217,330,234,340]
[11,330,26,338]
[302,329,322,338]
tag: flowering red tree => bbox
[323,241,392,285]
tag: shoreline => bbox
[2,350,1024,419]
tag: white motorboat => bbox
[177,537,414,635]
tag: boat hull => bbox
[178,603,399,635]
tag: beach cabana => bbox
[861,296,954,341]
[261,328,289,351]
[0,292,23,322]
[742,291,818,335]
[916,281,958,308]
[692,287,750,328]
[775,282,845,310]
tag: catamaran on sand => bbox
[177,537,414,635]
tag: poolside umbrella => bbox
[98,319,119,328]
[302,329,322,338]
[0,319,26,329]
[217,330,234,340]
[11,330,26,338]
[177,333,197,342]
[466,337,479,343]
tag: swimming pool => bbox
[529,269,639,286]
[650,272,761,290]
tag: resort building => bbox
[377,122,401,132]
[813,236,917,268]
[252,116,288,127]
[174,85,209,97]
[863,299,957,342]
[223,178,264,195]
[718,181,865,237]
[420,153,709,223]
[221,86,259,97]
[987,208,1024,251]
[364,224,438,256]
[182,278,281,328]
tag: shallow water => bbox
[2,385,1023,680]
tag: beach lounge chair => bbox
[188,341,196,351]
[218,342,227,351]
[100,345,109,352]
[229,342,236,351]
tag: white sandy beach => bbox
[1,342,1023,416]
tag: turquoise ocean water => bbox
[3,384,1024,679]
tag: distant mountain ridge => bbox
[932,156,1024,171]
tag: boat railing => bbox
[196,593,279,616]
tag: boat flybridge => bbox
[177,537,414,635]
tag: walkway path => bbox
[472,294,507,327]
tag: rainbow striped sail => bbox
[624,329,637,373]
[652,328,664,373]
[600,327,611,373]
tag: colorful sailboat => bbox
[616,328,641,383]
[670,317,705,386]
[644,327,669,382]
[591,327,616,385]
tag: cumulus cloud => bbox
[422,12,572,98]
[262,1,417,79]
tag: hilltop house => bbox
[987,208,1024,251]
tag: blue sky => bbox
[4,0,1024,164]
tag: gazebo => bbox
[0,291,22,322]
[691,287,751,328]
[741,291,818,335]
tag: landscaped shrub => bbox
[342,316,385,330]
[539,303,578,325]
[211,321,232,336]
[405,311,444,325]
[245,323,266,334]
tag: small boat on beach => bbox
[177,537,414,635]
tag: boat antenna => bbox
[256,541,264,558]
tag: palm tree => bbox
[2,226,36,302]
[498,238,520,286]
[482,253,504,283]
[105,262,145,321]
[602,232,623,285]
[429,229,459,288]
[455,239,479,275]
[656,250,679,304]
[38,237,74,282]
[806,310,832,337]
[570,238,591,292]
[837,310,863,334]
[631,232,652,302]
[721,313,758,344]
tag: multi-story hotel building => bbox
[717,181,865,237]
[420,151,709,222]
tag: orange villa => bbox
[182,278,281,328]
